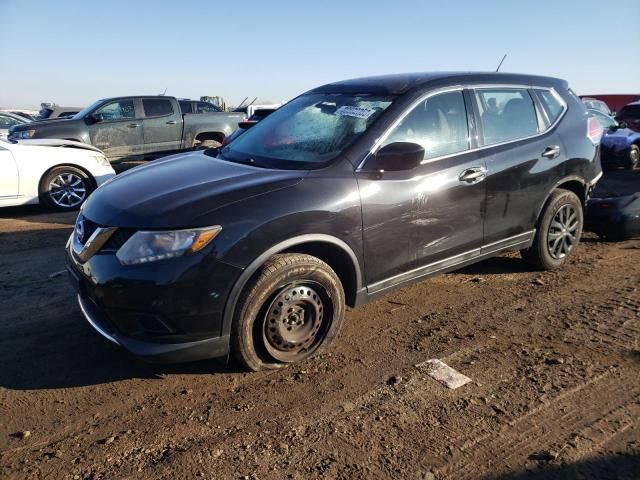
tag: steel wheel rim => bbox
[630,147,639,164]
[262,282,330,362]
[48,173,86,207]
[547,204,579,259]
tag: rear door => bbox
[88,98,143,159]
[357,89,486,292]
[470,86,567,247]
[141,98,182,154]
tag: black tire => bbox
[39,166,94,211]
[231,254,345,371]
[625,145,639,170]
[195,139,222,150]
[521,189,584,270]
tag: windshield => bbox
[72,100,104,119]
[589,110,616,129]
[219,93,394,168]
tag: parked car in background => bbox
[38,103,83,120]
[0,112,30,138]
[2,110,37,121]
[615,101,640,133]
[65,72,602,370]
[588,109,640,170]
[586,170,640,240]
[580,94,640,115]
[582,97,612,116]
[9,96,244,161]
[0,138,115,211]
[221,107,278,146]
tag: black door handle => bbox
[127,123,139,129]
[542,145,560,159]
[166,120,177,125]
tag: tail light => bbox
[587,117,603,145]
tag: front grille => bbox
[76,214,136,253]
[78,216,99,245]
[102,229,135,251]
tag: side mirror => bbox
[366,142,425,172]
[618,121,627,129]
[86,113,101,124]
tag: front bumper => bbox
[601,145,630,166]
[66,235,243,363]
[76,292,230,363]
[585,195,640,240]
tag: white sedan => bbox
[0,138,115,211]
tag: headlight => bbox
[91,154,110,167]
[14,129,35,139]
[116,226,222,265]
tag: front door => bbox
[357,89,486,293]
[0,147,18,198]
[89,99,143,160]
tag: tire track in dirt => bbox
[438,369,640,480]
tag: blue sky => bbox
[1,0,639,109]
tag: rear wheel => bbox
[625,145,639,170]
[39,166,94,211]
[521,189,583,270]
[231,254,345,371]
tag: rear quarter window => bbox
[535,89,564,124]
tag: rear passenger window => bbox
[474,89,538,146]
[179,101,193,114]
[383,90,469,159]
[143,99,173,117]
[535,89,564,124]
[197,102,221,113]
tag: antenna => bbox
[495,54,507,72]
[237,96,249,108]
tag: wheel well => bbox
[282,241,358,307]
[38,164,97,194]
[195,132,225,144]
[555,180,586,206]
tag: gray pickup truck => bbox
[9,96,243,161]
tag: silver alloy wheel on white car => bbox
[48,172,87,208]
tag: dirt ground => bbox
[0,203,638,479]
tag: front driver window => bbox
[382,90,470,159]
[95,100,135,122]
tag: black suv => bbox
[66,72,602,371]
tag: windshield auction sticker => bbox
[334,106,376,119]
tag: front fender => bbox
[218,232,363,338]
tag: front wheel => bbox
[521,189,584,270]
[231,254,345,371]
[39,166,94,211]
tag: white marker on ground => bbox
[416,359,472,389]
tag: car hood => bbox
[82,151,306,229]
[602,127,638,143]
[9,117,78,131]
[15,138,104,153]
